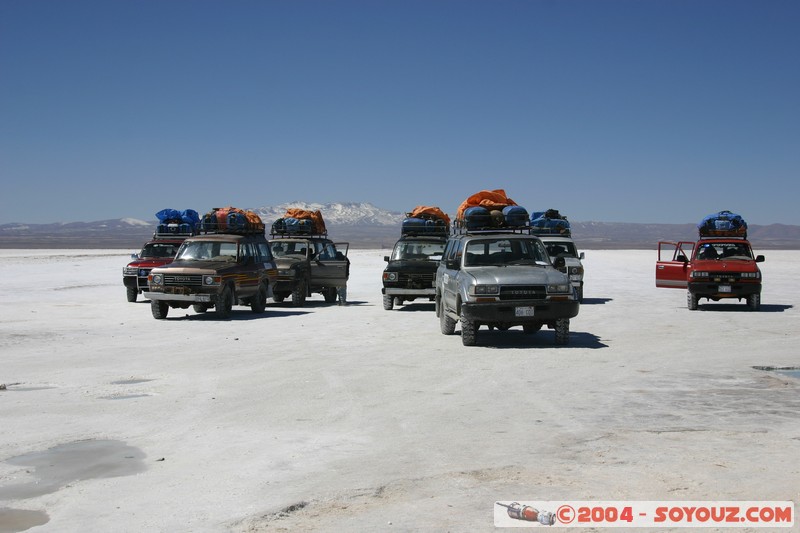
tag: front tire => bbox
[383,294,394,310]
[291,278,307,307]
[126,286,138,303]
[554,318,570,345]
[193,304,208,314]
[151,300,169,319]
[460,309,477,346]
[748,293,761,311]
[687,291,698,310]
[216,286,234,319]
[251,284,267,313]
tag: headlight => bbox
[278,269,295,277]
[473,284,499,295]
[546,283,571,293]
[123,266,137,275]
[150,274,163,285]
[383,272,398,282]
[691,271,709,278]
[740,272,760,279]
[569,266,583,276]
[203,275,221,286]
[139,269,150,277]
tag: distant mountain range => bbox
[2,202,799,249]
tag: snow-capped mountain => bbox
[252,202,404,226]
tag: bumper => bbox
[143,291,214,303]
[273,280,297,292]
[461,299,579,323]
[689,282,761,298]
[383,287,436,296]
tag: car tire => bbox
[151,300,169,319]
[251,283,267,313]
[323,287,337,303]
[460,309,477,346]
[193,304,208,314]
[554,318,570,345]
[439,302,456,335]
[748,293,761,311]
[216,286,234,319]
[687,291,698,310]
[126,286,138,303]
[273,293,286,303]
[383,294,394,310]
[291,279,307,307]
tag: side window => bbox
[257,242,272,262]
[442,240,456,261]
[240,242,253,262]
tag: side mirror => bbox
[384,256,390,262]
[676,254,688,263]
[130,253,139,259]
[579,252,585,260]
[756,255,765,263]
[445,259,460,270]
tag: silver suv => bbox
[435,231,580,346]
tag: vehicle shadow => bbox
[697,303,793,313]
[269,300,369,308]
[465,330,608,349]
[163,310,312,321]
[581,297,612,305]
[394,303,436,312]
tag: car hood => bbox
[464,265,567,285]
[151,259,236,274]
[692,259,759,272]
[127,258,173,268]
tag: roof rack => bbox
[153,223,199,239]
[452,223,535,236]
[698,228,747,239]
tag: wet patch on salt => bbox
[0,507,49,532]
[0,440,146,500]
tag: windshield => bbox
[544,241,578,258]
[140,242,180,259]
[176,241,238,262]
[464,238,547,266]
[391,241,446,260]
[270,241,310,258]
[696,242,753,260]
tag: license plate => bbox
[719,285,732,293]
[515,306,535,317]
[569,275,581,281]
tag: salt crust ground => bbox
[0,249,798,532]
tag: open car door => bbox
[656,241,694,288]
[311,242,350,288]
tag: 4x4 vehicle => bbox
[144,232,277,319]
[656,211,764,310]
[123,238,184,302]
[268,235,349,305]
[382,207,449,310]
[382,235,446,309]
[435,228,580,346]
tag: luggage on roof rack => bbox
[453,190,532,233]
[401,206,450,235]
[530,209,571,235]
[200,207,265,235]
[271,208,327,236]
[698,210,747,238]
[153,208,200,237]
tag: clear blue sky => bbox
[1,0,798,225]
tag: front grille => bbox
[498,285,547,301]
[398,272,435,288]
[707,272,748,282]
[164,274,203,287]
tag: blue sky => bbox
[1,0,798,225]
